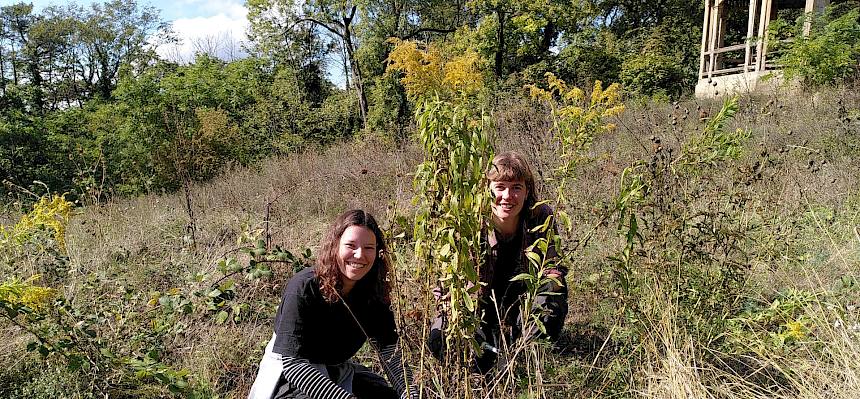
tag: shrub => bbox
[556,40,622,87]
[771,4,860,87]
[620,53,687,99]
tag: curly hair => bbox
[315,209,392,304]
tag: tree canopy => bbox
[2,0,858,202]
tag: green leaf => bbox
[219,280,235,292]
[100,347,115,358]
[439,243,451,257]
[463,290,475,312]
[215,310,229,324]
[510,273,534,282]
[526,251,542,266]
[68,355,83,371]
[558,211,572,231]
[251,248,266,257]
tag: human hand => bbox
[432,287,446,300]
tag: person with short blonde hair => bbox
[428,151,569,373]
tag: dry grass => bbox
[2,82,860,397]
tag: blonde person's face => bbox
[490,180,527,221]
[337,226,377,288]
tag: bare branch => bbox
[297,17,343,38]
[399,27,456,40]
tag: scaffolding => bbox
[695,0,829,97]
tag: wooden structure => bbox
[696,0,830,97]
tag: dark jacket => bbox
[477,203,566,333]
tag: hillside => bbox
[2,84,860,398]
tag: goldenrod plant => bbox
[388,39,494,396]
[0,194,73,253]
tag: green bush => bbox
[556,40,622,87]
[772,4,860,87]
[366,75,411,140]
[620,53,687,98]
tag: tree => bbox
[247,0,333,105]
[467,0,589,78]
[0,1,166,110]
[0,3,34,90]
[300,0,369,126]
[0,3,61,113]
[72,0,166,100]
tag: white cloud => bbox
[173,0,246,16]
[154,2,250,63]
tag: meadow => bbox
[2,81,859,398]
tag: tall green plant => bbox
[521,73,624,336]
[606,95,756,392]
[389,39,492,394]
[412,99,493,366]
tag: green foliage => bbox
[0,195,245,396]
[620,53,687,99]
[467,0,574,75]
[0,0,709,203]
[0,197,117,396]
[605,96,758,390]
[556,33,622,87]
[726,289,817,356]
[386,39,485,104]
[521,74,624,341]
[1,195,73,283]
[617,18,700,99]
[0,107,82,201]
[366,75,411,140]
[678,96,751,168]
[125,354,197,396]
[200,237,312,327]
[771,5,860,87]
[412,98,493,362]
[0,275,56,320]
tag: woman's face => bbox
[337,225,378,290]
[490,179,527,221]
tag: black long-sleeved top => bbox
[273,267,417,399]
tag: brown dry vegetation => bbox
[2,83,860,398]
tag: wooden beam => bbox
[804,0,830,35]
[708,1,721,78]
[715,1,728,74]
[755,0,772,71]
[700,0,712,79]
[760,0,773,70]
[745,0,757,72]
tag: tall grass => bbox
[1,82,859,397]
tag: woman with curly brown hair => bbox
[249,210,418,399]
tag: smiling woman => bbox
[335,225,378,294]
[248,210,418,399]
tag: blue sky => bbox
[18,0,251,62]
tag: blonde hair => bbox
[487,151,538,215]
